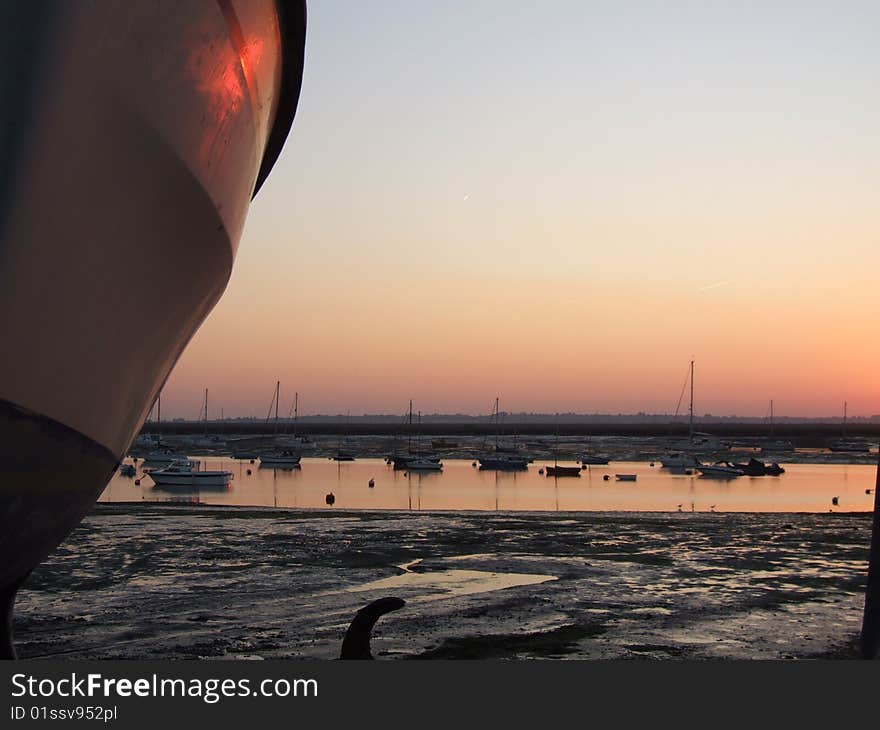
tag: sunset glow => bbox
[162,2,880,419]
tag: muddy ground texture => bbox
[15,505,870,659]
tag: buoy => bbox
[471,461,477,467]
[867,489,874,495]
[603,474,610,481]
[134,479,140,486]
[538,468,544,475]
[250,459,255,464]
[581,464,587,470]
[246,469,252,475]
[832,496,839,506]
[369,479,375,488]
[326,493,335,505]
[649,462,655,467]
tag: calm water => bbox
[100,457,878,513]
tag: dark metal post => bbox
[860,449,880,658]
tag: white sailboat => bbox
[260,382,302,467]
[479,398,529,470]
[660,360,715,467]
[405,411,443,471]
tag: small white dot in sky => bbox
[463,194,469,201]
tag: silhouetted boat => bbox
[259,450,302,467]
[545,465,581,477]
[0,0,306,658]
[660,453,701,469]
[478,455,529,470]
[731,458,786,477]
[406,459,443,471]
[431,438,458,449]
[580,455,610,465]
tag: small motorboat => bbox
[697,461,744,478]
[140,450,179,470]
[545,465,581,477]
[615,474,637,481]
[259,450,301,467]
[148,459,233,487]
[580,455,610,465]
[731,458,786,477]
[405,459,443,471]
[391,453,441,470]
[660,453,702,469]
[479,455,529,470]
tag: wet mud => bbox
[15,505,870,659]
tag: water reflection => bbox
[101,457,879,513]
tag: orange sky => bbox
[161,3,880,419]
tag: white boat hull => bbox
[0,0,306,655]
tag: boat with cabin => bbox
[697,462,744,478]
[148,458,233,487]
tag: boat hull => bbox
[545,466,581,477]
[149,472,232,487]
[0,0,306,654]
[259,457,302,467]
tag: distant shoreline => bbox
[139,419,880,446]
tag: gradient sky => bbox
[161,1,880,419]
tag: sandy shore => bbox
[15,504,870,659]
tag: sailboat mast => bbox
[293,392,299,438]
[274,381,280,434]
[688,359,694,441]
[495,397,500,449]
[844,400,848,438]
[770,399,774,437]
[204,388,208,436]
[408,400,413,452]
[157,394,161,449]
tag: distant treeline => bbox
[140,419,880,446]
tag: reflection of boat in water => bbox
[149,459,233,487]
[0,0,306,657]
[697,462,744,478]
[545,465,581,477]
